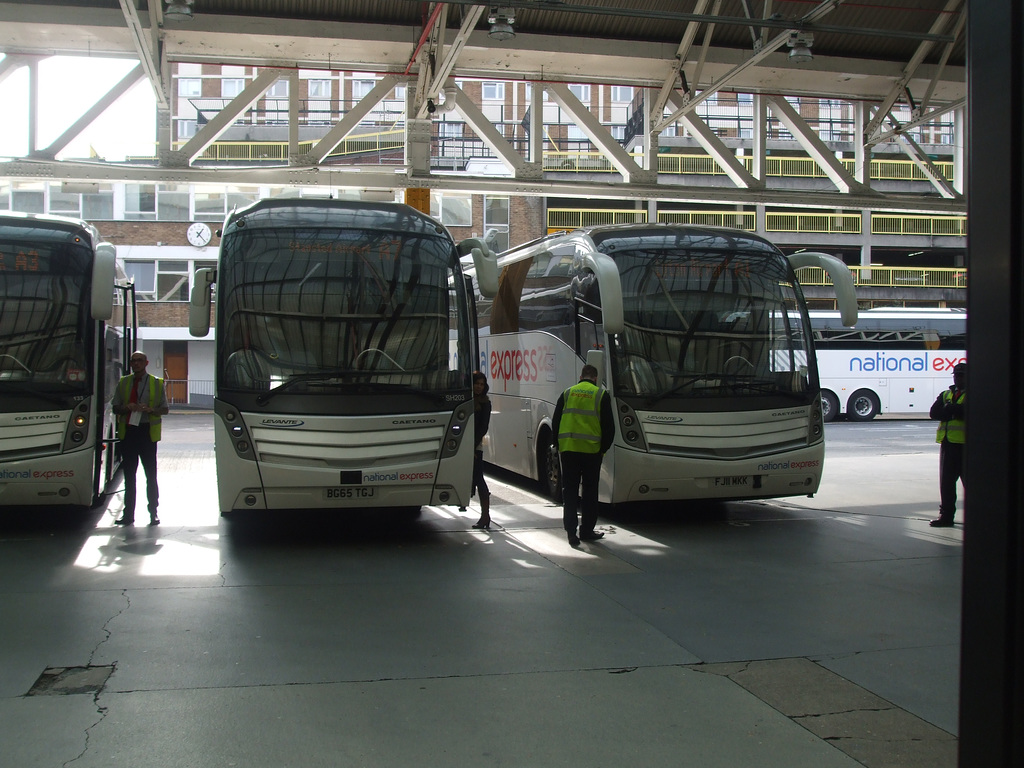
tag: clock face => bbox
[187,222,212,247]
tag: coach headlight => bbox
[616,401,648,451]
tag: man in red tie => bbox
[111,352,169,526]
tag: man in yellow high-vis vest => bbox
[111,351,169,526]
[552,364,615,547]
[928,361,966,527]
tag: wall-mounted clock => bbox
[187,221,213,247]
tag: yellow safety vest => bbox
[116,374,164,442]
[935,389,965,444]
[557,381,605,454]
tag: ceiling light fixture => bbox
[787,31,814,64]
[165,0,194,20]
[488,7,516,41]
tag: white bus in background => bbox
[189,198,497,516]
[0,212,136,508]
[810,307,966,421]
[470,223,857,505]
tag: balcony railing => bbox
[547,209,966,238]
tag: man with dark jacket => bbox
[552,364,615,546]
[928,362,966,527]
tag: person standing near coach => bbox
[112,351,169,526]
[928,361,966,527]
[552,363,615,546]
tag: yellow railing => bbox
[549,209,965,237]
[651,154,956,183]
[872,215,967,237]
[767,212,862,234]
[547,208,647,229]
[793,265,966,289]
[173,131,405,162]
[163,139,957,185]
[657,210,755,229]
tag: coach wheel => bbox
[539,431,562,501]
[820,390,840,422]
[846,389,880,421]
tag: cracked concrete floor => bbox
[0,416,960,767]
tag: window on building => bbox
[437,121,463,139]
[352,79,375,100]
[125,184,157,220]
[308,79,331,98]
[610,86,633,102]
[194,190,226,222]
[176,120,197,140]
[482,82,505,101]
[83,191,115,220]
[178,79,202,98]
[430,192,473,228]
[124,261,156,297]
[157,260,191,301]
[569,84,591,102]
[221,79,245,99]
[11,183,44,213]
[483,196,510,252]
[49,187,81,216]
[266,79,289,98]
[157,185,189,221]
[0,181,9,210]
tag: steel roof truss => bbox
[168,68,289,167]
[862,0,963,141]
[765,94,868,195]
[447,85,533,177]
[919,7,966,114]
[653,0,842,133]
[117,0,167,108]
[869,98,966,145]
[416,5,484,120]
[651,0,711,119]
[546,82,654,184]
[410,4,449,117]
[301,74,402,165]
[32,63,145,161]
[892,122,960,200]
[664,90,760,189]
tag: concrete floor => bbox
[0,418,960,768]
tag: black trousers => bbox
[121,424,159,521]
[472,450,489,498]
[938,440,965,519]
[560,451,602,534]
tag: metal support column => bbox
[960,1,1024,766]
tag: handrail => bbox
[548,209,966,238]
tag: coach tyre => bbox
[539,429,561,500]
[820,390,840,422]
[846,389,880,421]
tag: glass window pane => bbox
[178,79,202,98]
[157,272,190,301]
[157,192,189,221]
[222,79,244,98]
[439,194,472,227]
[308,79,331,98]
[484,196,509,225]
[195,192,226,222]
[12,188,45,213]
[49,189,81,215]
[125,261,156,293]
[83,192,114,220]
